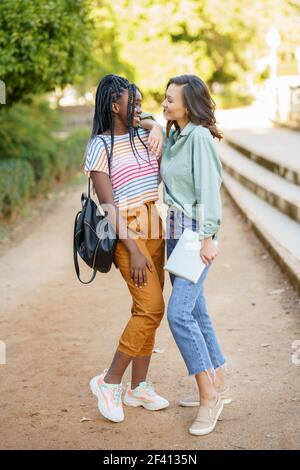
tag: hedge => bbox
[0,101,62,193]
[0,159,34,219]
[0,99,90,220]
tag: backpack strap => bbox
[73,209,97,284]
[88,135,111,196]
[98,136,111,176]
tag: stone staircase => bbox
[217,127,300,295]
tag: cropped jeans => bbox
[166,207,226,377]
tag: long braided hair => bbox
[83,74,151,169]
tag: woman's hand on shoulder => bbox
[148,122,164,160]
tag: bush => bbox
[55,128,90,180]
[0,0,93,105]
[214,89,254,109]
[0,159,34,220]
[0,101,62,192]
[0,100,89,221]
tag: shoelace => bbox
[113,384,123,405]
[101,369,123,405]
[140,382,155,395]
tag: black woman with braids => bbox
[84,74,168,422]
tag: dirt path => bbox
[0,183,299,450]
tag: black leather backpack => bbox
[73,137,118,284]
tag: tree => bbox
[104,0,255,104]
[0,0,94,105]
[76,0,135,95]
[93,0,300,107]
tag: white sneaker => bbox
[124,381,169,411]
[89,370,124,422]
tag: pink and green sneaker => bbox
[124,381,169,411]
[89,370,124,422]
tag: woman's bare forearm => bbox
[140,120,164,158]
[139,118,157,131]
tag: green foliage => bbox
[54,128,90,181]
[0,0,93,104]
[100,0,255,103]
[1,0,297,108]
[214,90,254,109]
[0,101,61,191]
[77,1,135,94]
[84,0,299,108]
[0,159,34,219]
[0,0,297,223]
[0,100,89,220]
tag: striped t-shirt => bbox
[84,128,159,210]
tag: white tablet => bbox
[164,228,217,284]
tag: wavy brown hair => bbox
[165,75,223,140]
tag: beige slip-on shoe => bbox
[179,387,232,407]
[189,395,223,436]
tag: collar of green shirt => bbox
[177,121,198,138]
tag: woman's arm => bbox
[90,171,153,287]
[192,134,222,265]
[139,113,164,160]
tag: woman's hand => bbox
[148,122,164,159]
[130,248,153,288]
[200,237,219,266]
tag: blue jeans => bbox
[166,208,226,376]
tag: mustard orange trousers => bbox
[114,201,165,357]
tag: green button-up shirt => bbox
[160,122,222,239]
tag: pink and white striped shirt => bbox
[84,128,159,210]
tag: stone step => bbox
[217,141,300,223]
[222,171,300,295]
[223,128,300,186]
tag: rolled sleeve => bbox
[192,134,222,239]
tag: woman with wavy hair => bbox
[160,75,231,436]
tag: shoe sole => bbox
[189,402,224,436]
[124,396,169,411]
[179,397,233,407]
[89,377,124,423]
